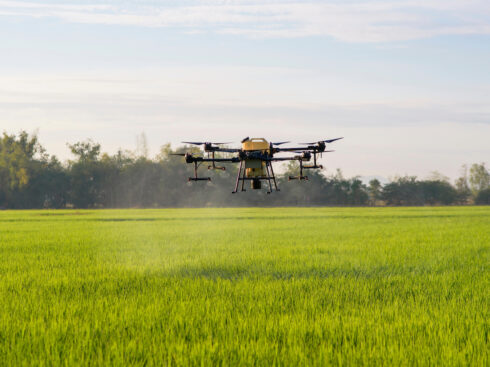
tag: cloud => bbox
[0,0,489,42]
[1,67,488,178]
[1,67,489,134]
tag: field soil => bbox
[0,207,488,365]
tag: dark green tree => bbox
[368,179,382,206]
[474,188,490,205]
[0,131,67,208]
[454,165,471,204]
[67,140,104,208]
[382,176,423,206]
[469,163,490,198]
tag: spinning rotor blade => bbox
[291,150,334,154]
[181,141,232,146]
[272,141,290,146]
[182,141,205,145]
[299,137,343,144]
[170,153,187,156]
[323,137,343,143]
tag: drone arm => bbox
[198,157,240,163]
[275,146,335,153]
[268,157,301,162]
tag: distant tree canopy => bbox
[0,131,488,209]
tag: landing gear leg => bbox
[232,161,243,193]
[241,164,246,192]
[269,162,279,191]
[265,162,273,194]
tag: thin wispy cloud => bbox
[0,0,488,177]
[0,0,489,42]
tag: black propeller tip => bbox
[182,141,232,146]
[323,137,344,143]
[298,137,344,145]
[181,141,204,146]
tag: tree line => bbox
[0,131,489,209]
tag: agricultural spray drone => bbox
[172,137,343,194]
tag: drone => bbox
[172,137,343,194]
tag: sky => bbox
[0,0,489,180]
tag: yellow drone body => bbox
[242,138,269,185]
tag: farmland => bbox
[0,207,488,365]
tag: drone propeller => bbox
[323,137,343,143]
[271,141,290,146]
[170,153,187,156]
[182,142,204,146]
[299,137,343,144]
[182,141,231,146]
[291,150,334,154]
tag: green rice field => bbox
[0,207,488,366]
